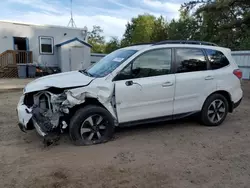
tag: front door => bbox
[115,48,175,123]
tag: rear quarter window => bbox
[205,49,230,70]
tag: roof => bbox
[119,39,232,52]
[0,20,88,31]
[122,43,230,52]
[56,37,92,48]
[122,44,153,51]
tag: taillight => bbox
[233,69,242,79]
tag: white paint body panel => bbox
[24,71,94,93]
[216,49,243,103]
[214,66,243,103]
[17,95,32,128]
[174,70,217,114]
[115,75,175,123]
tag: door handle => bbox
[125,80,133,86]
[205,76,214,80]
[162,81,173,87]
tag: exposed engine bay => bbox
[22,91,69,144]
[29,91,66,133]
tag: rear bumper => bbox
[233,98,242,109]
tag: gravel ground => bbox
[0,81,250,188]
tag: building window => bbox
[39,36,54,54]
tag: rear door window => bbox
[175,48,207,73]
[205,49,230,69]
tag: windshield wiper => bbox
[79,70,94,77]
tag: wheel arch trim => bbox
[202,90,233,112]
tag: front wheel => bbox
[201,94,229,126]
[69,105,115,145]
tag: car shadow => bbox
[115,115,201,134]
[47,115,202,147]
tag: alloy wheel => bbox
[80,114,107,141]
[207,99,226,124]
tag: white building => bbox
[0,20,92,77]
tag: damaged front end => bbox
[17,90,69,141]
[17,83,116,144]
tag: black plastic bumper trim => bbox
[18,123,27,133]
[233,98,242,109]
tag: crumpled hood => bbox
[24,71,94,93]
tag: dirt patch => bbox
[0,81,250,188]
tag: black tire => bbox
[69,105,115,146]
[200,94,229,126]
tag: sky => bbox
[0,0,184,39]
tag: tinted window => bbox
[206,49,229,69]
[176,48,207,73]
[118,49,172,80]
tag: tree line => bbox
[88,0,250,54]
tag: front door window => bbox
[117,48,172,80]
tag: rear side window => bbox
[175,48,207,73]
[205,49,230,69]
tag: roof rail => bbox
[129,42,154,46]
[153,40,218,46]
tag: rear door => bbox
[114,48,175,123]
[205,49,243,103]
[173,48,217,115]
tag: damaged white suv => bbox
[17,40,243,145]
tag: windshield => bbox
[86,49,138,78]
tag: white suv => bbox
[17,40,243,145]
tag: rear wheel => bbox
[69,105,115,145]
[201,94,229,126]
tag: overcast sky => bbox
[0,0,184,39]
